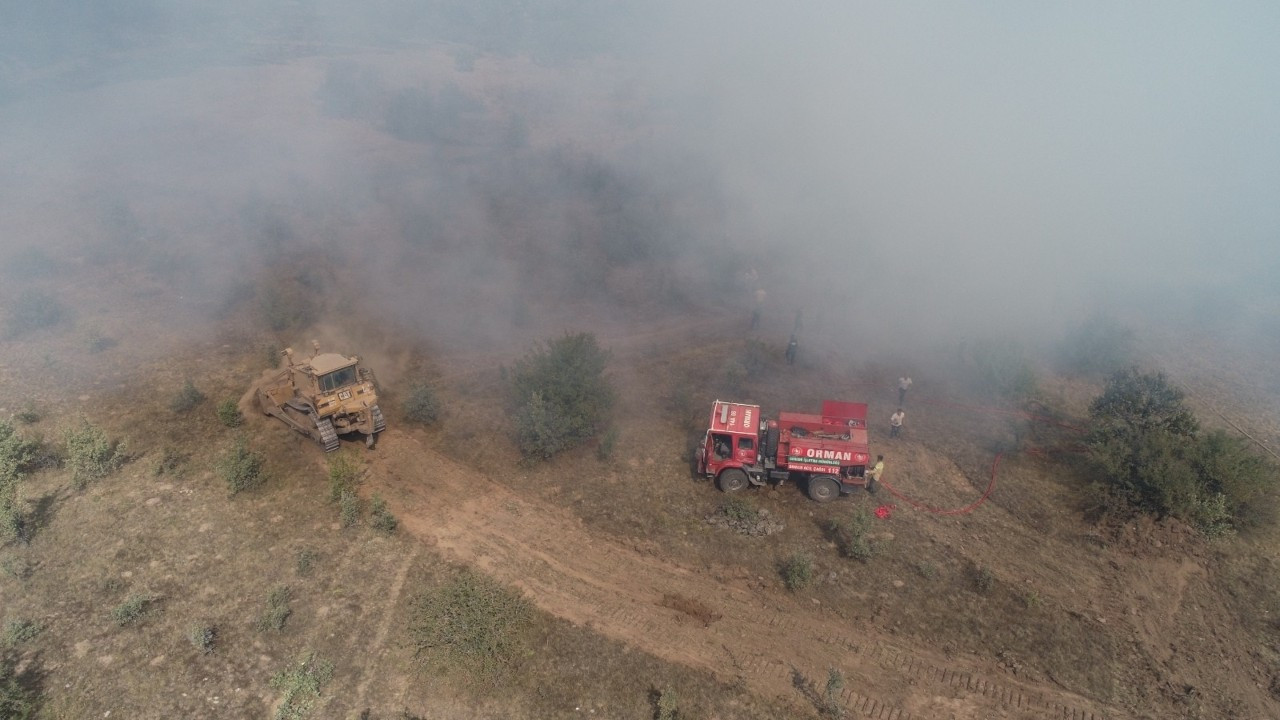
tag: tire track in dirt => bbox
[366,431,1122,720]
[352,545,421,708]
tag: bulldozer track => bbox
[318,417,339,452]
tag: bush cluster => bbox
[402,383,440,425]
[112,594,156,627]
[781,553,814,591]
[509,333,613,460]
[0,656,38,719]
[5,290,67,338]
[188,623,215,654]
[64,417,127,490]
[217,436,267,495]
[257,585,293,632]
[0,421,38,541]
[1087,368,1277,535]
[169,380,206,413]
[1058,314,1137,378]
[370,496,398,535]
[270,650,333,720]
[216,399,243,428]
[955,336,1037,399]
[830,506,876,561]
[410,569,532,678]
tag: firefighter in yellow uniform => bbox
[865,455,884,494]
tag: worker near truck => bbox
[890,408,905,438]
[866,455,884,493]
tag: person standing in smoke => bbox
[890,408,905,438]
[898,376,913,405]
[751,288,767,330]
[786,335,798,365]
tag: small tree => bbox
[1058,314,1137,378]
[509,333,613,460]
[0,421,37,540]
[1087,368,1276,535]
[64,417,127,489]
[403,383,440,425]
[169,379,206,413]
[218,436,267,495]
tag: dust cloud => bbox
[1,2,1277,364]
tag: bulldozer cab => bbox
[303,353,359,393]
[318,365,357,393]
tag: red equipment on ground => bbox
[696,399,874,502]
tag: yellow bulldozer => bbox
[255,343,385,452]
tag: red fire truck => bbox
[696,399,874,502]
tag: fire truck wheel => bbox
[716,469,748,493]
[807,475,840,503]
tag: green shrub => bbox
[1058,314,1137,378]
[0,656,38,719]
[216,399,243,428]
[262,343,283,369]
[830,506,876,561]
[956,336,1037,399]
[188,623,215,653]
[1193,430,1278,531]
[339,490,361,529]
[0,421,38,540]
[655,688,679,720]
[258,284,315,333]
[1085,369,1276,535]
[112,594,156,626]
[152,446,186,477]
[326,452,361,502]
[64,417,126,490]
[403,383,440,425]
[85,328,116,354]
[510,333,613,460]
[823,668,846,719]
[169,379,206,413]
[971,565,995,594]
[595,427,618,461]
[217,436,267,495]
[370,495,397,535]
[410,569,533,678]
[718,496,759,524]
[5,290,67,337]
[781,553,814,591]
[296,549,318,576]
[257,585,293,632]
[270,650,333,720]
[13,405,39,425]
[2,619,42,647]
[0,556,32,581]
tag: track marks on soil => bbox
[368,431,1118,719]
[352,545,421,708]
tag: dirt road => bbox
[367,430,1119,720]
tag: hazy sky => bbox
[2,2,1277,350]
